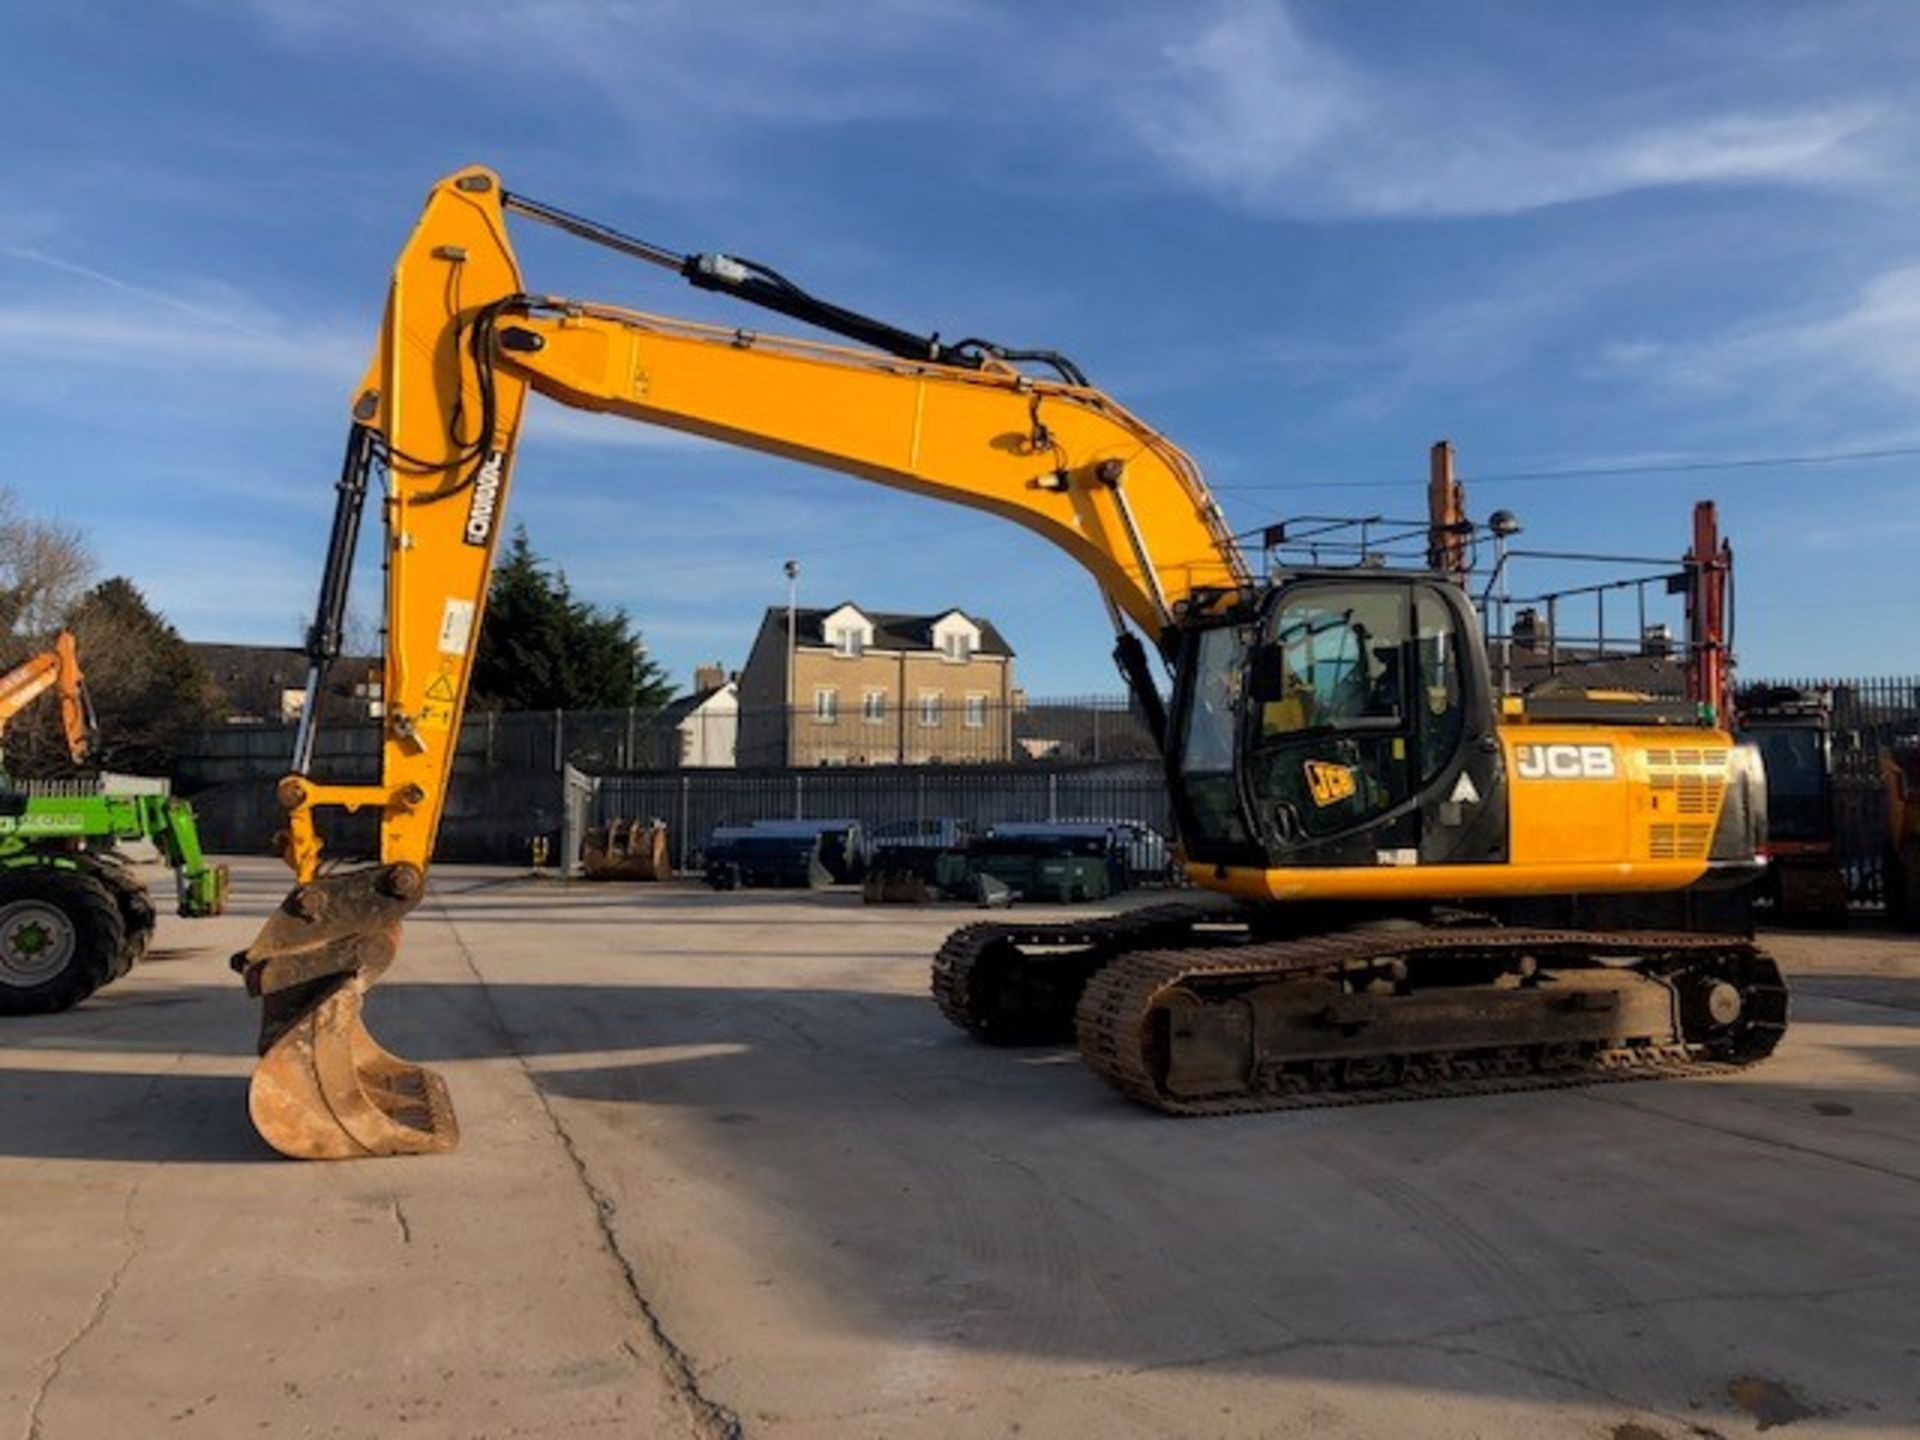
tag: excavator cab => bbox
[1166,573,1500,878]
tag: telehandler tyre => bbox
[92,860,158,978]
[0,867,127,1015]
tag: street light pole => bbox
[784,559,799,764]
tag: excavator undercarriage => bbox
[936,906,1787,1114]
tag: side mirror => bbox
[1247,648,1289,703]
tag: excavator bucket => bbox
[580,817,670,881]
[232,864,458,1159]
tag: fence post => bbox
[916,771,925,826]
[1048,771,1059,822]
[679,773,690,873]
[794,772,804,820]
[552,707,564,772]
[626,706,636,769]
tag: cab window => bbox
[1180,626,1243,774]
[1414,587,1465,782]
[1259,585,1406,738]
[1248,584,1410,843]
[1176,625,1251,846]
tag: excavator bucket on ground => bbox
[580,818,670,881]
[233,864,457,1159]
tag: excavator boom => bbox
[0,630,94,767]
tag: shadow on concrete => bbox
[0,1069,274,1163]
[485,977,1920,1429]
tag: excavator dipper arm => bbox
[234,166,1245,1159]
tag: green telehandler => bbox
[0,632,229,1014]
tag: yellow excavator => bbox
[0,630,93,766]
[233,166,1786,1159]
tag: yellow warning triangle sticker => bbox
[424,674,456,702]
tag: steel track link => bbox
[1074,928,1789,1116]
[930,902,1226,1044]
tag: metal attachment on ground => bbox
[580,818,670,881]
[234,864,457,1160]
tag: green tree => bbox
[9,577,221,776]
[472,528,672,712]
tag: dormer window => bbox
[821,603,873,659]
[931,611,981,664]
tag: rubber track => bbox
[1074,927,1789,1115]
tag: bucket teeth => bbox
[235,865,457,1160]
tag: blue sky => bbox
[2,1,1916,694]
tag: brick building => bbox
[735,604,1015,766]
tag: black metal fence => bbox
[176,677,1920,909]
[586,761,1173,875]
[1744,675,1920,906]
[176,695,1156,785]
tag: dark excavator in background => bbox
[1735,687,1850,925]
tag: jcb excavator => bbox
[234,166,1786,1159]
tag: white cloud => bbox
[1600,264,1920,401]
[0,246,363,381]
[1129,5,1358,200]
[215,0,1901,226]
[1115,3,1891,219]
[224,0,993,205]
[0,302,360,380]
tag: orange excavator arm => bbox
[236,165,1246,1160]
[0,630,93,766]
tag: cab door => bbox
[1243,578,1490,867]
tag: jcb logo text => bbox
[1513,743,1615,780]
[463,450,507,547]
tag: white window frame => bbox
[813,686,838,724]
[942,632,974,663]
[834,629,864,658]
[964,693,987,729]
[862,689,887,725]
[918,691,943,728]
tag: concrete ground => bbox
[4,858,1918,1440]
